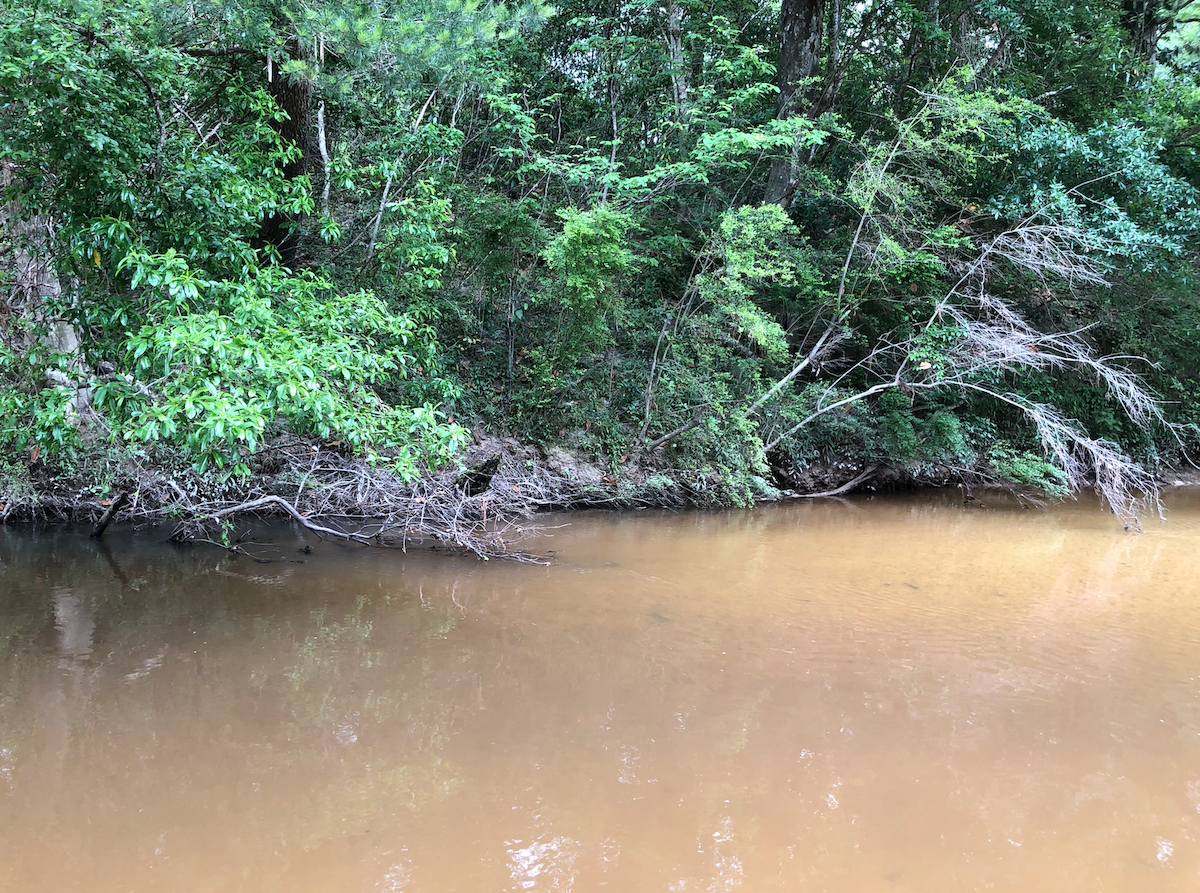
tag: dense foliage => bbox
[2,0,1199,510]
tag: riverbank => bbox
[1,430,1177,559]
[0,433,804,559]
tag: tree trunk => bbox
[1121,0,1188,63]
[260,38,314,266]
[2,163,92,416]
[764,0,825,207]
[811,0,844,116]
[664,0,689,118]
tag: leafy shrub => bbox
[988,442,1069,497]
[88,252,467,477]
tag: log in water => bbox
[3,490,1200,891]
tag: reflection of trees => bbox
[0,524,825,889]
[0,528,485,889]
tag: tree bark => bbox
[1123,1,1160,61]
[1121,0,1194,63]
[664,0,689,118]
[764,0,825,207]
[260,38,314,266]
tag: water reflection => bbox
[1,491,1200,891]
[52,590,94,661]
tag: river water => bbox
[3,491,1200,891]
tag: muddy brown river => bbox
[3,491,1200,891]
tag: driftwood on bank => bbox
[5,430,1156,558]
[0,434,706,560]
[207,495,379,543]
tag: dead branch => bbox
[742,317,846,419]
[793,464,879,498]
[316,102,331,214]
[761,192,1165,526]
[644,405,709,452]
[364,174,394,266]
[206,495,377,543]
[89,491,129,538]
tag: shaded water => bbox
[4,492,1200,891]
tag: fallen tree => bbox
[747,88,1178,528]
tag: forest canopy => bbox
[3,0,1200,520]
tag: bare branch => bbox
[742,318,846,418]
[644,405,709,452]
[793,463,878,497]
[761,171,1165,525]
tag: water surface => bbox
[3,491,1200,891]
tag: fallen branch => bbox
[142,450,572,562]
[90,491,129,538]
[792,464,878,498]
[644,405,709,453]
[207,495,376,544]
[741,318,845,419]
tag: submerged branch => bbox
[206,495,377,544]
